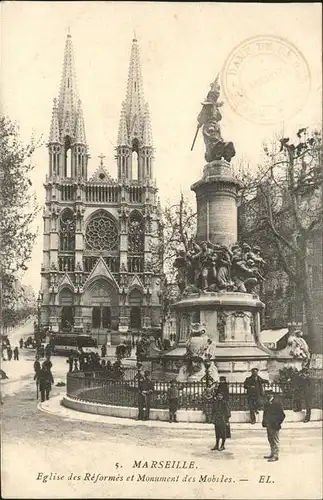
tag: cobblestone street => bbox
[1,324,322,499]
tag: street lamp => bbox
[204,358,211,386]
[36,292,43,346]
[136,361,143,384]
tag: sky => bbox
[1,2,322,292]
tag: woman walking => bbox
[211,392,231,451]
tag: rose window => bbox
[85,211,119,251]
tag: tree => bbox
[238,128,322,350]
[1,283,37,332]
[0,117,40,328]
[150,194,197,324]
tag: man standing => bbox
[43,355,53,372]
[138,371,154,420]
[13,346,19,360]
[33,355,41,399]
[262,389,285,462]
[167,380,180,423]
[216,376,230,401]
[34,355,41,376]
[244,368,268,424]
[36,362,54,402]
[66,352,74,373]
[7,346,13,361]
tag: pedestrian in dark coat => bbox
[167,380,180,423]
[13,347,19,360]
[211,392,231,451]
[19,338,24,349]
[66,352,74,372]
[7,346,13,361]
[216,376,230,401]
[262,389,285,462]
[244,368,268,423]
[43,355,53,372]
[138,371,154,420]
[36,363,54,402]
[34,356,41,378]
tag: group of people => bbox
[135,368,307,462]
[202,371,285,459]
[173,240,266,294]
[1,342,20,361]
[244,367,312,424]
[66,349,126,380]
[22,336,36,349]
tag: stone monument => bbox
[156,76,272,382]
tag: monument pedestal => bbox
[153,292,272,382]
[191,159,241,246]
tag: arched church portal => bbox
[90,280,117,330]
[59,288,74,331]
[128,288,143,330]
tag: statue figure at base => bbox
[176,323,219,383]
[287,330,311,368]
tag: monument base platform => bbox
[160,291,271,382]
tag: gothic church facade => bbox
[40,33,162,344]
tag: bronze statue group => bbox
[174,241,266,295]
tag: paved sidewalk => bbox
[39,394,322,430]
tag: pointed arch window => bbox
[64,136,72,178]
[132,152,138,180]
[128,211,144,253]
[60,209,75,251]
[132,138,139,180]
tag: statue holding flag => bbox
[191,75,236,164]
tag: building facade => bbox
[40,33,162,344]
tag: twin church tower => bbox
[40,33,162,344]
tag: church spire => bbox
[116,37,154,182]
[142,102,153,148]
[117,101,129,146]
[48,30,89,180]
[49,98,60,143]
[75,99,87,144]
[124,37,145,137]
[57,31,80,138]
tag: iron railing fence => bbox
[66,372,323,412]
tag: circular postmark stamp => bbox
[221,35,311,124]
